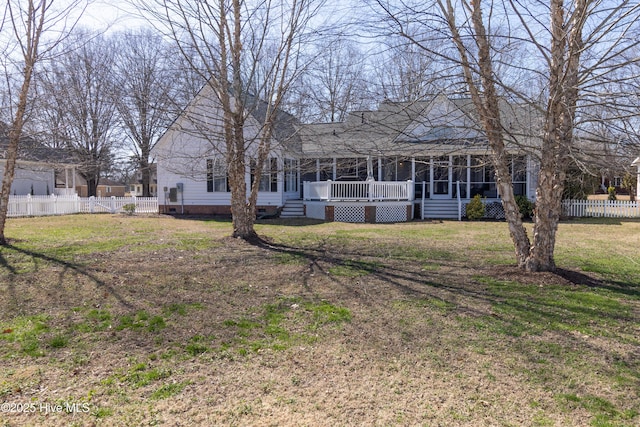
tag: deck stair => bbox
[422,199,461,219]
[280,199,305,218]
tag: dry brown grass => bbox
[0,215,638,426]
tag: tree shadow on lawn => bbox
[0,243,135,314]
[253,236,640,378]
[556,268,640,299]
[252,237,506,315]
[252,234,637,297]
[250,236,639,342]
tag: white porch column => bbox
[411,158,415,182]
[633,157,640,199]
[332,158,336,180]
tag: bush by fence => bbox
[7,195,158,218]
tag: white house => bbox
[154,90,542,222]
[0,123,77,195]
[128,164,158,197]
[153,84,301,216]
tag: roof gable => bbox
[397,95,482,142]
[153,82,301,157]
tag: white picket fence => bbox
[562,199,640,218]
[6,195,639,219]
[7,195,158,218]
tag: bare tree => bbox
[37,30,119,197]
[138,0,325,240]
[0,0,86,244]
[300,39,373,123]
[371,35,454,102]
[112,29,185,197]
[375,0,640,272]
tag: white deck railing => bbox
[7,195,158,218]
[303,180,414,201]
[562,199,640,218]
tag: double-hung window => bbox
[206,158,229,192]
[251,158,278,192]
[284,158,298,193]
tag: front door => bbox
[432,156,451,199]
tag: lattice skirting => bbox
[463,201,505,219]
[376,205,409,223]
[334,205,366,223]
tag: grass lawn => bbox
[0,214,638,426]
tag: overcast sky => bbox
[81,0,148,32]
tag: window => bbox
[470,156,497,198]
[452,155,468,198]
[382,157,411,181]
[319,158,333,181]
[336,158,361,181]
[300,159,317,183]
[284,158,298,192]
[414,157,431,198]
[251,158,278,192]
[510,155,527,196]
[206,158,229,192]
[469,155,527,197]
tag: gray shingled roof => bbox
[242,93,303,155]
[297,96,542,158]
[0,123,76,165]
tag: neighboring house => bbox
[569,131,637,197]
[76,178,126,198]
[0,123,77,195]
[128,164,158,197]
[154,91,542,221]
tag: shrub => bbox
[515,195,534,219]
[122,203,136,215]
[607,186,617,201]
[466,194,485,220]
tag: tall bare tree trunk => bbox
[227,120,259,240]
[140,149,151,197]
[141,0,319,241]
[0,0,47,245]
[525,0,585,272]
[442,0,531,267]
[436,0,592,272]
[0,82,31,244]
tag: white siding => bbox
[153,84,289,209]
[0,163,55,195]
